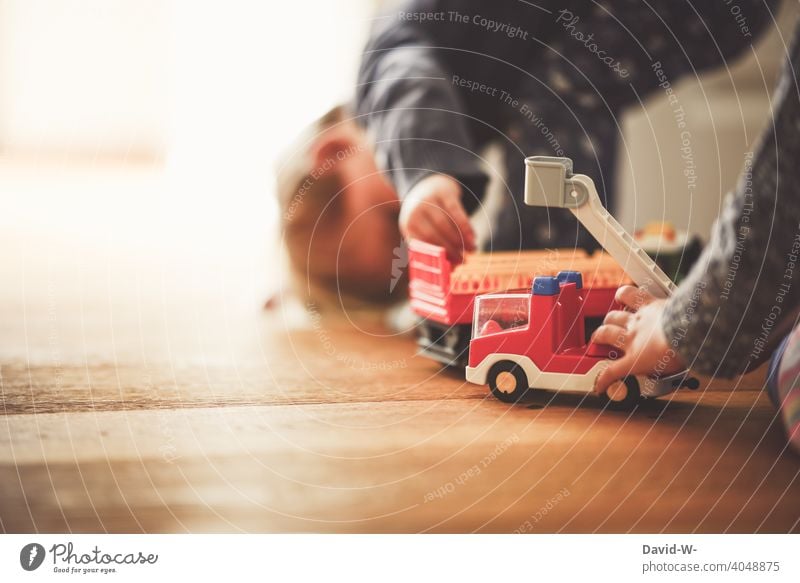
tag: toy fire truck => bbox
[465,157,698,409]
[408,242,631,368]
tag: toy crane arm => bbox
[524,156,676,299]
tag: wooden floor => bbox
[1,290,799,533]
[0,160,798,533]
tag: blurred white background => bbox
[0,0,373,314]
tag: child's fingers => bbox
[615,285,656,311]
[414,214,463,263]
[403,214,437,244]
[603,310,632,327]
[440,194,476,250]
[593,356,632,395]
[591,324,628,350]
[426,206,465,252]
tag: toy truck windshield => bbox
[472,293,530,339]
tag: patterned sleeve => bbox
[355,9,488,202]
[662,19,800,378]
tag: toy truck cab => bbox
[466,271,635,406]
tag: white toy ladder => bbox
[524,156,676,299]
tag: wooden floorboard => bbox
[2,329,798,533]
[1,261,798,533]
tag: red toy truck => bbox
[467,271,638,406]
[408,240,632,368]
[464,157,698,408]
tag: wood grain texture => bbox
[0,253,798,533]
[1,391,797,533]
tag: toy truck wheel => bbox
[487,362,530,403]
[601,376,641,411]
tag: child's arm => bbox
[595,21,800,392]
[355,11,487,259]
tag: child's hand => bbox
[592,286,686,395]
[399,174,476,262]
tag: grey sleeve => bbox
[662,20,800,378]
[355,22,488,202]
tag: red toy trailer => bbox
[408,240,632,367]
[465,157,698,408]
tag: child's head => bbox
[275,105,405,308]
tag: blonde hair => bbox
[275,105,401,309]
[275,105,346,218]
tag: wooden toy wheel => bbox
[601,376,641,411]
[487,361,529,403]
